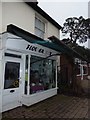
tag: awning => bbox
[7,24,87,62]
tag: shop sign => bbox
[26,44,45,54]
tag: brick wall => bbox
[60,55,90,94]
[60,55,73,83]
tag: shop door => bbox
[2,57,22,112]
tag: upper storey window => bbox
[35,17,45,39]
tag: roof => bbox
[25,2,62,29]
[7,24,87,62]
[48,36,88,62]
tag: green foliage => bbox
[62,16,90,44]
[71,44,90,63]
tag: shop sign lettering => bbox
[26,45,37,51]
[26,44,44,54]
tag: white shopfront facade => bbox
[0,32,58,112]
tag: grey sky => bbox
[38,1,89,47]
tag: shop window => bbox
[35,17,45,39]
[30,55,56,94]
[4,62,20,89]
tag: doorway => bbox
[2,57,22,112]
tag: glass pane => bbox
[35,17,45,33]
[35,17,41,29]
[35,28,44,39]
[30,56,56,94]
[4,62,20,89]
[40,22,45,31]
[25,55,29,94]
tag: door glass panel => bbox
[4,62,20,89]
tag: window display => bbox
[30,55,56,94]
[24,55,56,94]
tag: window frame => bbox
[35,16,46,39]
[77,64,88,76]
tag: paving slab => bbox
[2,94,89,119]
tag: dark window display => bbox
[4,62,20,89]
[30,56,56,94]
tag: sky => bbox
[38,0,89,47]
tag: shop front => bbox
[1,24,87,112]
[1,32,58,112]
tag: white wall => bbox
[0,50,3,114]
[0,35,2,49]
[1,2,60,39]
[88,39,90,48]
[47,22,60,39]
[2,2,35,34]
[88,1,90,18]
[0,52,2,89]
[0,34,3,113]
[0,2,2,33]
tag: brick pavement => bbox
[2,94,89,119]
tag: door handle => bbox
[10,90,15,93]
